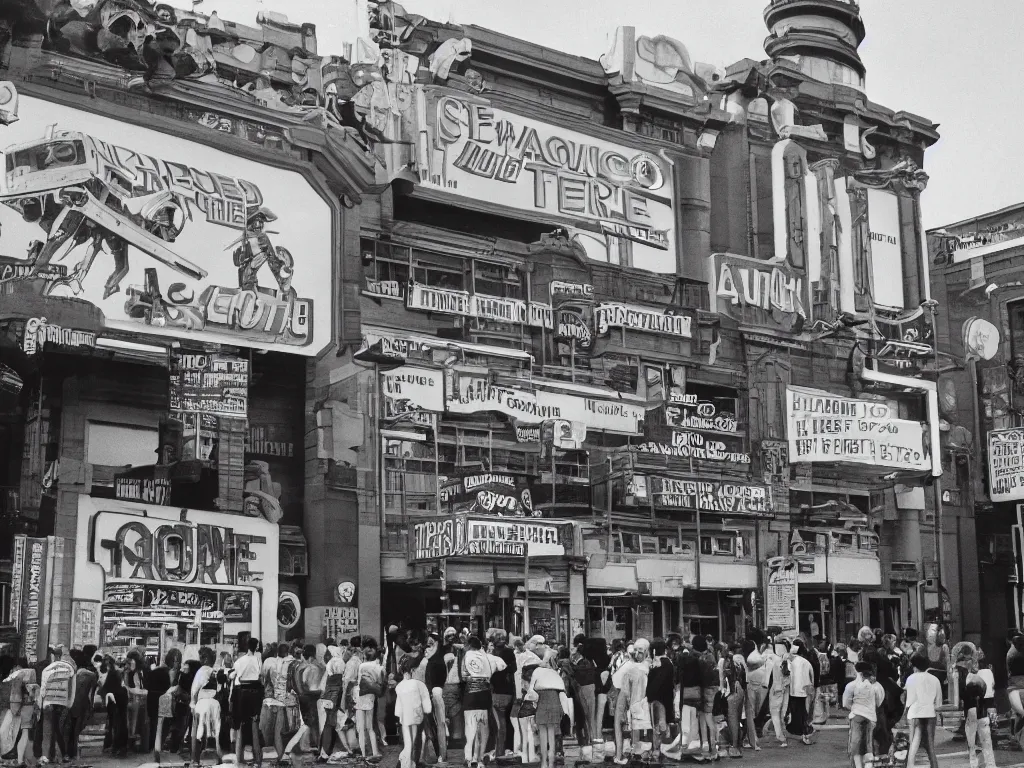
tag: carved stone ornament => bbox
[0,81,19,126]
[854,157,929,191]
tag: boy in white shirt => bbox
[904,654,943,768]
[395,656,432,768]
[842,661,884,768]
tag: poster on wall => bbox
[416,89,676,274]
[646,476,774,517]
[989,428,1024,502]
[170,352,249,419]
[765,557,798,638]
[785,386,929,471]
[867,189,904,310]
[70,600,101,649]
[0,96,332,354]
[323,607,359,639]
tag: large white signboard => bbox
[786,386,929,471]
[0,97,332,354]
[418,91,676,273]
[867,188,904,309]
[989,428,1024,502]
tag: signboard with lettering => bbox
[381,366,445,413]
[410,515,573,561]
[406,284,552,329]
[114,476,171,505]
[89,511,267,586]
[643,476,773,517]
[0,96,331,354]
[363,277,403,300]
[785,386,929,471]
[765,557,798,637]
[440,473,537,517]
[246,424,295,458]
[595,303,692,339]
[103,582,220,616]
[170,353,249,419]
[22,317,97,355]
[989,428,1024,502]
[17,536,50,663]
[706,252,807,333]
[9,536,25,632]
[447,374,645,435]
[417,89,676,274]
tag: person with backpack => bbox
[763,638,790,748]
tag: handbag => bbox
[681,686,701,706]
[0,710,17,757]
[712,691,727,718]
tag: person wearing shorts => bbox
[646,641,675,757]
[692,636,719,758]
[904,654,943,768]
[843,661,884,768]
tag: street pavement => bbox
[47,720,1024,768]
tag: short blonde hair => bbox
[857,626,875,644]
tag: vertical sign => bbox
[21,537,50,663]
[9,536,25,631]
[765,556,798,639]
[867,188,904,309]
[322,607,359,640]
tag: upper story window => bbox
[474,262,522,299]
[412,250,466,291]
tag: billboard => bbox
[0,97,332,354]
[785,386,929,471]
[416,89,676,274]
[765,556,799,638]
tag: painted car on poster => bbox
[0,96,332,354]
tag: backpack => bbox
[288,659,307,696]
[818,651,830,677]
[571,653,598,687]
[359,666,385,697]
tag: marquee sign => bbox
[410,514,573,561]
[417,89,677,274]
[785,386,929,471]
[0,97,331,354]
[89,510,268,586]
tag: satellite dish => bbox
[963,317,1000,361]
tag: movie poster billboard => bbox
[439,472,537,517]
[0,97,332,354]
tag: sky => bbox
[197,0,1021,229]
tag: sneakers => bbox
[612,758,628,765]
[801,735,812,746]
[727,747,742,759]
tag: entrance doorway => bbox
[869,597,902,636]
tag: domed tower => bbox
[763,0,866,91]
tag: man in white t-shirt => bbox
[904,654,943,768]
[787,641,815,745]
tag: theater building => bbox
[0,0,373,658]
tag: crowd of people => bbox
[0,622,1009,768]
